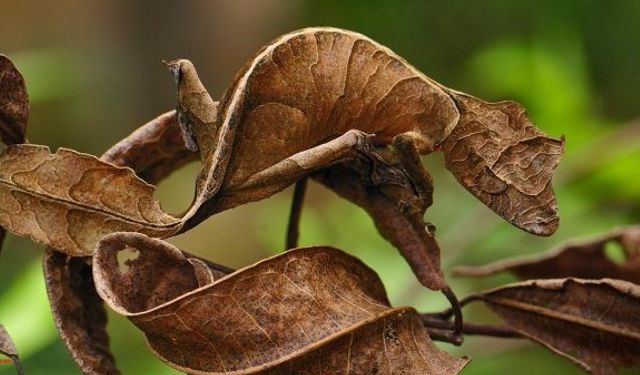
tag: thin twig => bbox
[436,294,481,320]
[421,314,521,343]
[286,178,308,250]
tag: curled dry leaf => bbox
[476,278,640,374]
[0,324,24,375]
[0,55,28,145]
[93,232,469,374]
[168,27,562,237]
[0,144,180,256]
[0,54,29,257]
[43,111,198,374]
[101,110,198,185]
[454,225,640,283]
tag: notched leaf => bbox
[43,112,200,374]
[0,144,179,256]
[477,278,640,374]
[0,55,28,145]
[441,94,564,236]
[455,225,640,283]
[93,232,468,374]
[0,324,24,375]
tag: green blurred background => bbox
[1,0,639,373]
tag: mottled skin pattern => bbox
[169,27,562,237]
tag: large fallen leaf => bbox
[0,144,180,256]
[93,232,469,374]
[0,55,28,145]
[167,27,562,237]
[476,278,640,374]
[455,225,640,283]
[0,324,23,375]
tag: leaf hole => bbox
[604,241,626,265]
[117,246,140,273]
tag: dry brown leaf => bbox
[43,111,200,374]
[167,27,562,237]
[93,232,469,374]
[0,144,179,256]
[476,278,640,374]
[0,55,28,145]
[43,251,119,375]
[0,54,29,258]
[454,225,640,283]
[101,110,198,184]
[0,324,23,375]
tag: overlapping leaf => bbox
[0,144,180,256]
[475,278,640,374]
[93,232,469,374]
[0,55,28,145]
[455,226,640,282]
[43,110,199,374]
[101,110,198,185]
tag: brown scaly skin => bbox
[167,27,563,237]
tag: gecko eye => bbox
[442,96,563,236]
[163,59,182,83]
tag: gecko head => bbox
[440,93,564,236]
